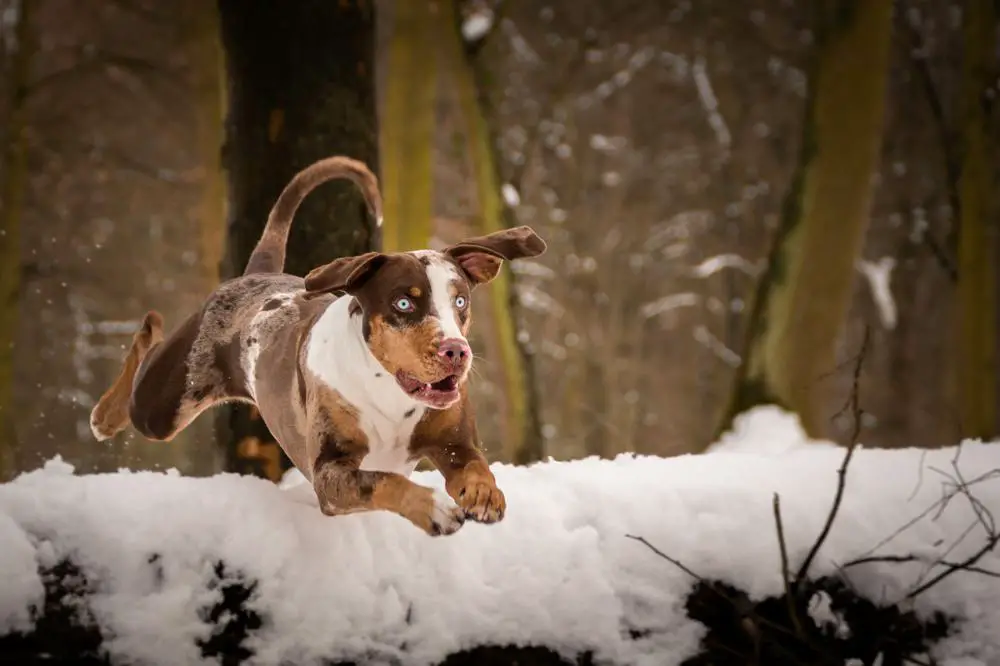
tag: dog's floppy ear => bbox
[304,252,386,297]
[443,226,547,286]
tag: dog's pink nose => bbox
[438,338,471,367]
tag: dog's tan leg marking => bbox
[313,460,465,536]
[423,444,506,524]
[307,387,464,536]
[412,398,506,524]
[90,311,164,441]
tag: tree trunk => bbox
[956,0,998,441]
[446,0,545,464]
[216,0,379,480]
[716,0,893,441]
[0,0,34,480]
[191,1,227,287]
[380,0,437,253]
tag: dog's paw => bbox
[428,489,466,536]
[455,480,506,524]
[408,489,465,537]
[89,410,112,442]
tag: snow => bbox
[857,256,898,330]
[461,9,494,42]
[639,292,700,319]
[689,253,762,278]
[2,409,1000,665]
[691,57,731,151]
[589,134,628,153]
[501,183,521,207]
[692,325,741,367]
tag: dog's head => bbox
[304,226,546,410]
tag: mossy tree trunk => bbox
[716,0,893,441]
[380,0,437,253]
[445,0,544,464]
[956,0,998,441]
[216,0,379,480]
[191,1,227,288]
[0,0,34,480]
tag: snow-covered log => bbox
[1,409,999,665]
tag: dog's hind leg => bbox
[92,309,219,443]
[90,310,164,441]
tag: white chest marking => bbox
[424,256,465,341]
[305,297,427,477]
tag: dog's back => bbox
[90,158,381,445]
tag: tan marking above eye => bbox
[409,287,422,298]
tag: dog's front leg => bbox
[311,441,466,536]
[419,441,506,524]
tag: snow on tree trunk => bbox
[717,0,894,441]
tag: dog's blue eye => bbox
[393,297,414,312]
[455,296,467,309]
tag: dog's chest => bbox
[305,299,428,476]
[355,405,426,475]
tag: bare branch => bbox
[906,531,1000,599]
[625,534,705,581]
[841,553,1000,578]
[772,493,805,637]
[626,533,806,648]
[903,14,959,280]
[905,454,1000,600]
[841,446,1000,602]
[796,327,870,585]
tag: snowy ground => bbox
[1,407,999,665]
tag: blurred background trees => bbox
[0,0,996,482]
[215,0,379,480]
[719,0,895,439]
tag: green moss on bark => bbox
[714,0,893,442]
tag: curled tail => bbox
[244,156,383,275]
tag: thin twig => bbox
[902,16,959,280]
[773,493,805,637]
[906,534,1000,600]
[796,327,869,585]
[905,459,1000,600]
[627,534,829,657]
[850,467,999,561]
[841,553,1000,578]
[625,534,705,581]
[907,449,929,501]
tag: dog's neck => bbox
[305,296,427,429]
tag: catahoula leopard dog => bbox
[89,156,546,536]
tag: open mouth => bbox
[396,372,461,407]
